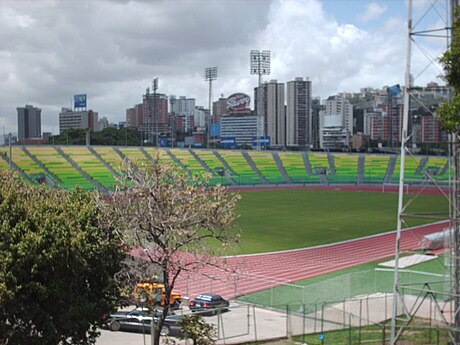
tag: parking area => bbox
[96,301,289,345]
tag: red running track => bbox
[172,221,449,299]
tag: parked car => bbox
[189,293,229,314]
[107,307,183,336]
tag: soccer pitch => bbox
[233,189,448,254]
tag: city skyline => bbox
[0,0,447,134]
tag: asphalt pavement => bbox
[96,302,288,345]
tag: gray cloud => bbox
[0,0,444,135]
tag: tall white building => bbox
[221,115,263,146]
[255,80,285,146]
[323,95,353,134]
[286,77,312,147]
[319,114,350,149]
[194,106,208,128]
[170,96,196,131]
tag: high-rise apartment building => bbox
[255,80,286,146]
[212,97,227,124]
[170,96,195,131]
[323,95,353,134]
[143,93,168,129]
[422,116,447,143]
[59,108,98,133]
[365,88,404,145]
[194,106,208,128]
[126,103,144,128]
[17,105,41,141]
[286,77,312,148]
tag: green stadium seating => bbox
[426,156,450,184]
[93,146,125,172]
[1,146,451,190]
[11,147,46,175]
[27,146,94,190]
[328,154,359,184]
[308,153,330,174]
[119,147,151,169]
[248,151,285,184]
[193,150,232,185]
[153,149,179,167]
[170,149,207,175]
[391,155,424,184]
[363,155,391,183]
[61,146,116,189]
[0,147,11,170]
[277,152,320,183]
[218,150,261,184]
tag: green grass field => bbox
[234,189,448,254]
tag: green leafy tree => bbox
[438,10,460,132]
[105,161,240,345]
[178,315,216,345]
[51,127,141,146]
[0,171,124,345]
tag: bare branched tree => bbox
[104,160,240,345]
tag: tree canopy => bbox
[51,127,141,146]
[0,171,124,345]
[105,161,240,345]
[438,10,460,132]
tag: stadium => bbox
[0,145,453,342]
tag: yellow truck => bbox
[133,283,182,309]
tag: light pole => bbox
[204,67,218,148]
[250,50,270,150]
[9,133,12,171]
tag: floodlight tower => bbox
[204,67,218,147]
[250,50,270,150]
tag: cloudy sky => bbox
[0,0,449,134]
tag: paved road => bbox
[96,302,288,345]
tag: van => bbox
[133,283,182,309]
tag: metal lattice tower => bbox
[391,0,458,343]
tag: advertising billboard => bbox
[74,94,87,108]
[252,136,271,146]
[221,137,237,148]
[160,137,169,147]
[211,123,221,137]
[226,93,251,114]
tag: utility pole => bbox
[204,67,218,148]
[250,50,270,150]
[9,133,12,171]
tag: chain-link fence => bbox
[207,269,454,344]
[238,268,450,310]
[211,293,454,344]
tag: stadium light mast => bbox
[204,67,218,148]
[250,50,270,150]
